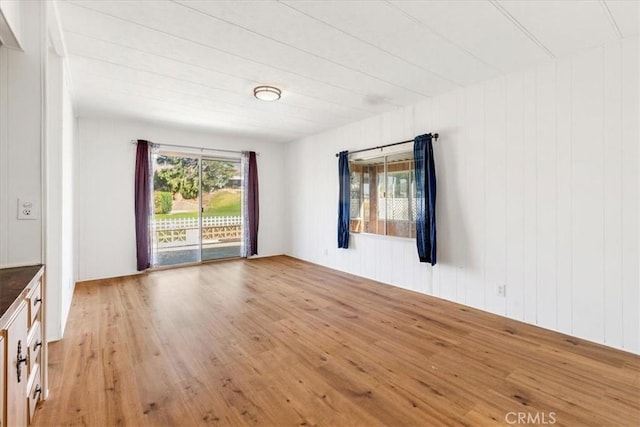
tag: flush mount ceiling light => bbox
[253,85,281,101]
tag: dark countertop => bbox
[0,265,43,318]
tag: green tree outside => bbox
[154,156,236,199]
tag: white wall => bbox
[285,38,639,354]
[60,67,77,333]
[46,51,62,341]
[0,0,44,267]
[46,49,78,341]
[77,118,286,281]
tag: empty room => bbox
[0,0,638,426]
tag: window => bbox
[349,151,416,238]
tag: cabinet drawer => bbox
[27,281,42,327]
[27,320,43,376]
[26,364,41,424]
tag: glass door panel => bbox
[151,153,202,267]
[201,158,242,261]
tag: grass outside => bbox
[155,191,241,219]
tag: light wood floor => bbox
[33,256,639,426]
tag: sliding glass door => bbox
[201,158,242,261]
[151,152,242,267]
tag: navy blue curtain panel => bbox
[337,151,350,249]
[414,134,437,265]
[134,140,151,271]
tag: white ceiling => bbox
[55,0,638,143]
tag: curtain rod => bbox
[334,133,438,157]
[131,139,258,156]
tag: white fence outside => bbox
[153,215,242,247]
[153,215,241,231]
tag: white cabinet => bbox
[0,266,47,427]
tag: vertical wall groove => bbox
[482,83,487,309]
[619,43,624,345]
[602,46,606,339]
[503,76,508,315]
[569,56,574,335]
[534,68,538,325]
[554,62,560,329]
[0,47,8,266]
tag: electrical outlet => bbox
[497,284,506,297]
[17,198,38,220]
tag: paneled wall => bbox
[0,0,45,267]
[76,118,287,281]
[285,38,639,354]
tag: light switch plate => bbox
[17,198,38,220]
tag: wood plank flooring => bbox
[32,256,639,426]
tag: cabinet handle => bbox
[33,385,42,400]
[33,341,42,351]
[34,297,42,306]
[16,340,27,383]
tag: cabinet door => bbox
[6,302,28,427]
